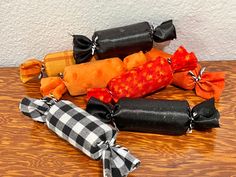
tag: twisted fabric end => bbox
[73,35,94,64]
[153,20,176,43]
[191,98,220,130]
[98,141,140,177]
[19,97,56,122]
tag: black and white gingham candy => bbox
[19,97,140,177]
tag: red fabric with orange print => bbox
[87,46,198,103]
[172,64,225,100]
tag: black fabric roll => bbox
[86,97,220,135]
[73,20,176,64]
[92,21,153,60]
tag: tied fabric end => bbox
[153,20,177,43]
[19,97,56,122]
[191,98,220,130]
[19,59,43,83]
[99,141,140,177]
[173,64,225,100]
[73,35,93,64]
[170,46,198,72]
[86,97,114,124]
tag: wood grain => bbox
[0,61,236,177]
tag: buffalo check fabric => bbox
[19,97,140,177]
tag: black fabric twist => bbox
[73,35,93,64]
[153,20,176,42]
[86,97,220,135]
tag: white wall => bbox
[0,0,235,66]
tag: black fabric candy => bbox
[73,20,176,63]
[86,97,220,135]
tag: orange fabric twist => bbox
[172,64,225,100]
[87,46,198,103]
[19,59,43,83]
[40,77,67,100]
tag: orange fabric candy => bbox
[172,64,225,100]
[40,77,67,100]
[145,48,172,61]
[19,59,43,83]
[19,51,76,83]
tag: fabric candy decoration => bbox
[172,64,225,100]
[86,97,220,135]
[73,20,176,64]
[19,50,75,83]
[40,77,67,100]
[63,57,126,96]
[19,97,140,177]
[87,46,198,103]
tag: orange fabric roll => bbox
[19,59,43,83]
[145,48,172,61]
[40,77,67,100]
[63,57,126,96]
[44,50,75,77]
[123,51,148,70]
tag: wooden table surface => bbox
[0,61,236,177]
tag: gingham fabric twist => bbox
[19,97,140,177]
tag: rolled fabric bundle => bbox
[172,64,225,100]
[63,57,126,96]
[19,50,76,83]
[19,97,140,177]
[86,97,220,135]
[87,46,198,103]
[73,20,176,64]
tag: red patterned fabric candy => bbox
[108,57,173,101]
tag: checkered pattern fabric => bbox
[19,97,140,177]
